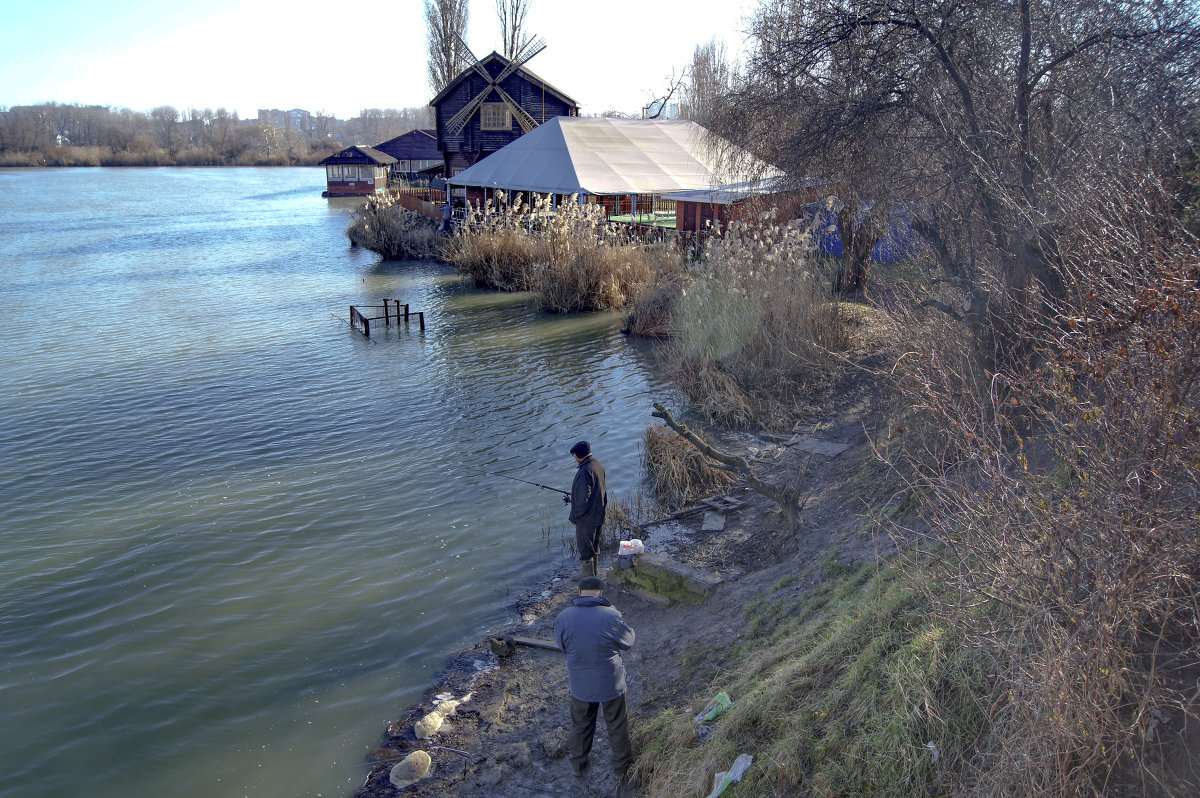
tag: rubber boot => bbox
[580,558,594,577]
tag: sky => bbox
[0,0,757,120]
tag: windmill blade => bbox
[445,86,494,136]
[514,35,546,65]
[495,38,546,84]
[455,34,492,83]
[494,85,539,133]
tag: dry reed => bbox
[441,193,679,312]
[667,216,853,428]
[345,192,440,260]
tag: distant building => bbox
[285,108,312,134]
[258,108,318,137]
[318,145,397,197]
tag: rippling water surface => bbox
[0,168,673,798]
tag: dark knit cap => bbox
[578,576,604,591]
[570,440,591,457]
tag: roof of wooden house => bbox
[429,52,579,111]
[374,129,440,161]
[318,145,397,166]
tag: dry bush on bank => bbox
[441,193,679,312]
[641,424,736,510]
[440,193,539,290]
[622,269,685,338]
[668,218,853,428]
[889,179,1200,796]
[531,205,676,313]
[346,192,440,260]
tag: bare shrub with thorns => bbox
[888,176,1200,796]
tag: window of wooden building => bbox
[480,103,512,131]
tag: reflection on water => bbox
[0,168,676,798]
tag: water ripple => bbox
[0,167,679,798]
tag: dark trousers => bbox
[575,522,602,562]
[569,694,633,776]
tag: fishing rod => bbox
[491,471,571,502]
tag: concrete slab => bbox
[701,511,726,531]
[606,552,722,605]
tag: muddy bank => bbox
[349,375,895,798]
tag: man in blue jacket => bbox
[569,440,607,577]
[554,575,636,790]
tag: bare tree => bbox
[679,38,731,127]
[149,105,179,151]
[641,70,686,119]
[425,0,470,95]
[495,0,533,59]
[718,0,1200,352]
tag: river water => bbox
[0,168,673,798]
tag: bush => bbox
[666,217,853,428]
[441,193,679,312]
[346,192,440,260]
[888,175,1200,796]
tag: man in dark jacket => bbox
[569,440,607,577]
[554,576,636,788]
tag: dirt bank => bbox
[350,369,898,798]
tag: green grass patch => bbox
[609,212,677,228]
[633,559,991,797]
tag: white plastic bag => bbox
[618,539,645,555]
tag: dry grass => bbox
[641,424,737,510]
[345,192,440,260]
[665,217,854,428]
[633,560,986,798]
[440,193,680,312]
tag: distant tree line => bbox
[0,103,433,167]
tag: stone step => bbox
[605,552,722,605]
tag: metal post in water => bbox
[418,312,425,331]
[383,298,391,327]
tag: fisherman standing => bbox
[554,575,636,792]
[569,440,606,577]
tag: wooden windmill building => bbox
[430,39,578,189]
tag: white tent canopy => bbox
[447,117,777,196]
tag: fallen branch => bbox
[652,403,810,530]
